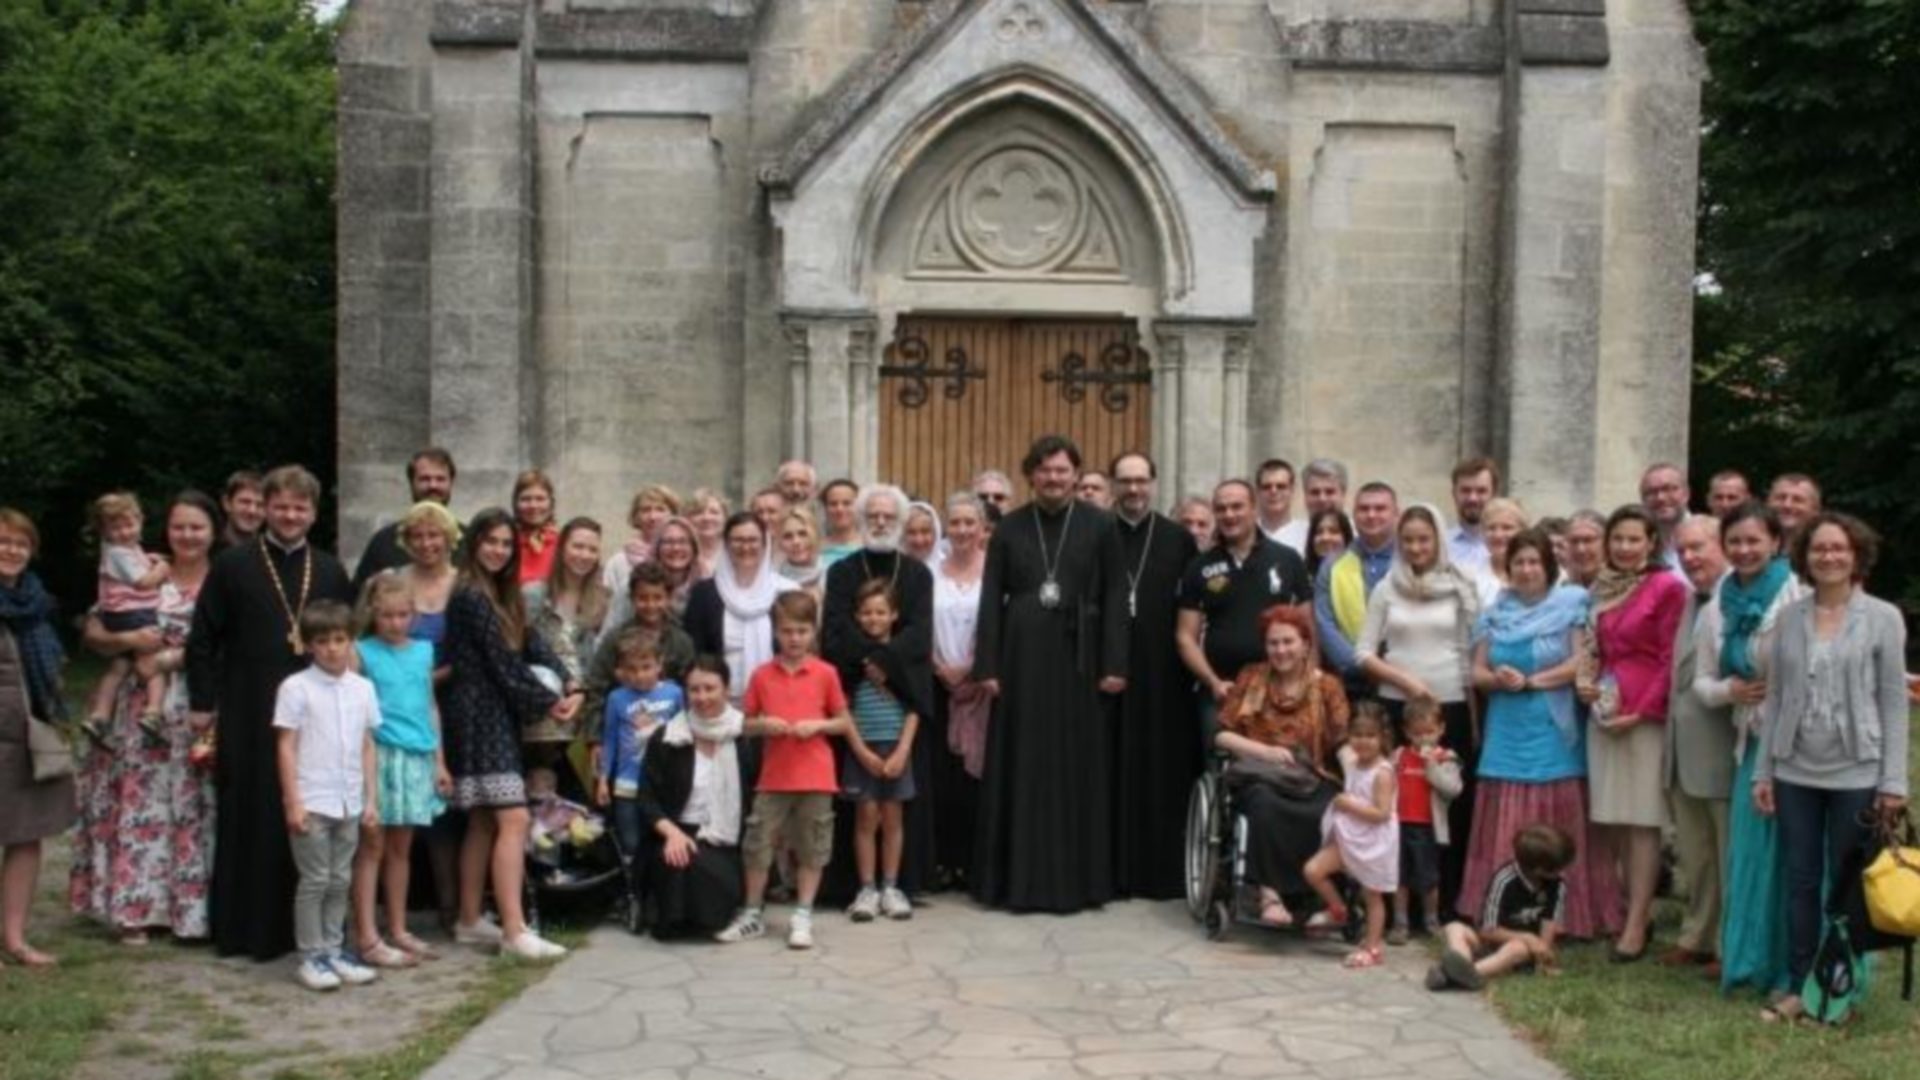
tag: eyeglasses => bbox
[979,492,1010,504]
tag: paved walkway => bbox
[426,899,1563,1080]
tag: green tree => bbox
[1691,0,1920,607]
[0,0,335,603]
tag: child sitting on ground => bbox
[1303,702,1398,969]
[274,600,381,992]
[1389,699,1462,944]
[84,492,172,747]
[1427,823,1575,992]
[717,591,851,950]
[842,580,921,923]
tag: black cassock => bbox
[820,549,937,900]
[1110,512,1200,900]
[971,500,1129,912]
[186,537,352,960]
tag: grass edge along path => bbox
[1490,712,1920,1080]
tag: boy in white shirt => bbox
[275,600,382,991]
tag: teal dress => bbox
[1720,739,1790,995]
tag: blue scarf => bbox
[1718,556,1791,680]
[0,571,67,723]
[1475,585,1590,748]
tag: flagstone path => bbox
[424,898,1563,1080]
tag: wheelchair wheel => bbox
[1206,900,1232,941]
[1185,772,1222,921]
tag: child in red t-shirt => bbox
[715,591,851,950]
[1391,700,1462,944]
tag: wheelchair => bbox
[1184,754,1362,943]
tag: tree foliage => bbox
[1690,0,1920,606]
[0,0,336,604]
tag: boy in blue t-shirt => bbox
[597,630,684,860]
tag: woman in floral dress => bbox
[70,491,221,944]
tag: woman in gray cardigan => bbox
[1752,512,1910,1023]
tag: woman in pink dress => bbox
[1579,504,1688,962]
[70,492,220,944]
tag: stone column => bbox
[1496,1,1610,513]
[428,2,537,515]
[336,0,435,564]
[1153,319,1256,498]
[782,311,880,484]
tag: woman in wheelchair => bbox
[1212,605,1351,928]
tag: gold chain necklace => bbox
[260,536,314,655]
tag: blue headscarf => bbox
[0,570,67,723]
[1718,555,1791,680]
[1475,584,1590,748]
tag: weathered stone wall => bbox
[337,0,436,558]
[335,0,1700,558]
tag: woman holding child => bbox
[1460,528,1620,939]
[71,492,221,944]
[441,508,581,961]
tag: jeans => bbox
[1773,780,1875,987]
[611,797,647,862]
[289,812,359,957]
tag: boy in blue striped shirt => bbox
[842,580,920,922]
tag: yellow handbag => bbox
[1864,815,1920,938]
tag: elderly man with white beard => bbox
[821,483,938,897]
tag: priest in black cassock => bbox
[972,435,1129,912]
[1107,452,1200,900]
[187,466,352,960]
[820,483,937,900]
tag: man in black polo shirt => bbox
[1175,479,1313,738]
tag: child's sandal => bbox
[1343,946,1385,969]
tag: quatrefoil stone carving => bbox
[994,2,1048,42]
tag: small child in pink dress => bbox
[85,492,171,748]
[1304,702,1399,968]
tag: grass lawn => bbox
[1492,712,1920,1080]
[0,656,579,1080]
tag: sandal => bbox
[393,931,438,960]
[358,940,418,968]
[1343,946,1385,969]
[1257,901,1294,928]
[1760,996,1805,1025]
[1305,907,1348,933]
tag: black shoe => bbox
[1441,949,1485,991]
[1610,941,1649,964]
[1424,964,1451,992]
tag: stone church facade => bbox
[335,0,1701,553]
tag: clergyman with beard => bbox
[821,484,936,894]
[971,435,1129,913]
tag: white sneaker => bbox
[295,955,341,992]
[880,886,913,921]
[453,917,504,946]
[329,951,379,985]
[787,908,815,950]
[502,931,568,962]
[714,910,765,944]
[847,886,881,922]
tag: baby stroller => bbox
[523,793,631,933]
[1185,754,1362,943]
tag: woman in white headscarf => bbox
[682,513,795,701]
[1355,504,1483,916]
[902,501,944,566]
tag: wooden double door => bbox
[878,317,1152,503]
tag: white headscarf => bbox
[1385,503,1481,617]
[662,703,745,845]
[713,522,793,694]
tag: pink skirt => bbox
[1455,778,1623,939]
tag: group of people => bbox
[0,440,1907,1024]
